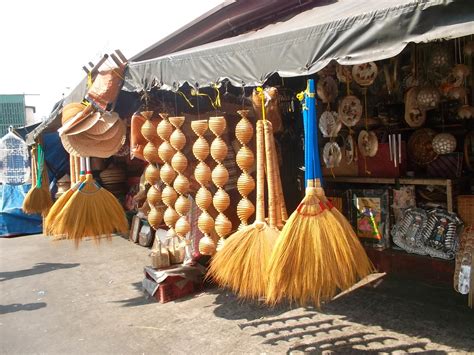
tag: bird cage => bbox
[0,129,30,185]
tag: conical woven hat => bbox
[65,112,119,136]
[61,118,126,158]
[61,103,85,124]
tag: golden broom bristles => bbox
[22,144,53,216]
[48,158,128,244]
[44,158,85,238]
[266,79,373,307]
[207,119,279,300]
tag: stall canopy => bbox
[27,0,474,143]
[123,0,474,91]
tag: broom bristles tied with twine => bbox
[207,118,279,300]
[22,143,53,216]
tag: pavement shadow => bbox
[0,263,80,282]
[0,302,47,315]
[113,282,156,307]
[211,288,301,321]
[320,277,474,352]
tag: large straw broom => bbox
[207,118,280,300]
[44,156,85,238]
[49,157,128,244]
[266,79,373,307]
[22,143,53,216]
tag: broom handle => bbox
[31,147,37,186]
[263,120,276,228]
[76,157,81,180]
[85,157,91,174]
[256,120,265,223]
[270,129,288,222]
[70,156,76,185]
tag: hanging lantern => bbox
[417,86,440,110]
[430,47,450,68]
[432,133,456,154]
[458,105,474,120]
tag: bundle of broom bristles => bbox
[208,83,374,307]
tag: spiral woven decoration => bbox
[235,110,255,228]
[169,116,190,239]
[157,113,179,235]
[191,120,216,256]
[209,116,232,252]
[141,111,164,230]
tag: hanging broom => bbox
[266,79,373,307]
[207,116,279,300]
[22,143,53,216]
[44,156,86,238]
[49,157,128,244]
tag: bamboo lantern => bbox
[192,120,216,255]
[169,116,190,239]
[209,116,232,251]
[141,111,164,230]
[141,111,163,164]
[235,110,255,228]
[157,113,179,234]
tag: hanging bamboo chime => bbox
[235,110,255,228]
[141,111,164,230]
[157,113,179,237]
[191,119,216,255]
[209,116,232,251]
[169,116,191,238]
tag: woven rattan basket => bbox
[457,195,474,226]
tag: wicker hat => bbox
[61,118,126,158]
[65,111,119,136]
[358,130,378,157]
[61,103,85,124]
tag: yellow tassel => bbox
[207,222,279,300]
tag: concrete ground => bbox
[1,234,473,355]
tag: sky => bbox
[0,0,223,119]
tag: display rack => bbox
[325,176,469,212]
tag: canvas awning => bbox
[28,0,474,143]
[123,0,474,92]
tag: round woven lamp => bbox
[432,133,456,155]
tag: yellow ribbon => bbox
[191,88,218,109]
[177,90,194,108]
[256,87,266,121]
[212,84,221,108]
[87,72,93,88]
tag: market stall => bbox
[27,0,474,306]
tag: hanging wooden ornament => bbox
[147,185,162,207]
[191,120,216,255]
[235,110,255,228]
[157,113,179,236]
[142,111,163,229]
[144,164,160,185]
[169,116,190,238]
[209,116,232,250]
[140,111,162,145]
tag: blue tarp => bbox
[0,183,42,236]
[0,131,68,237]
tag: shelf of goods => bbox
[325,176,469,212]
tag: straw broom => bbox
[49,157,128,244]
[44,156,86,238]
[22,143,53,216]
[266,79,373,307]
[207,118,279,300]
